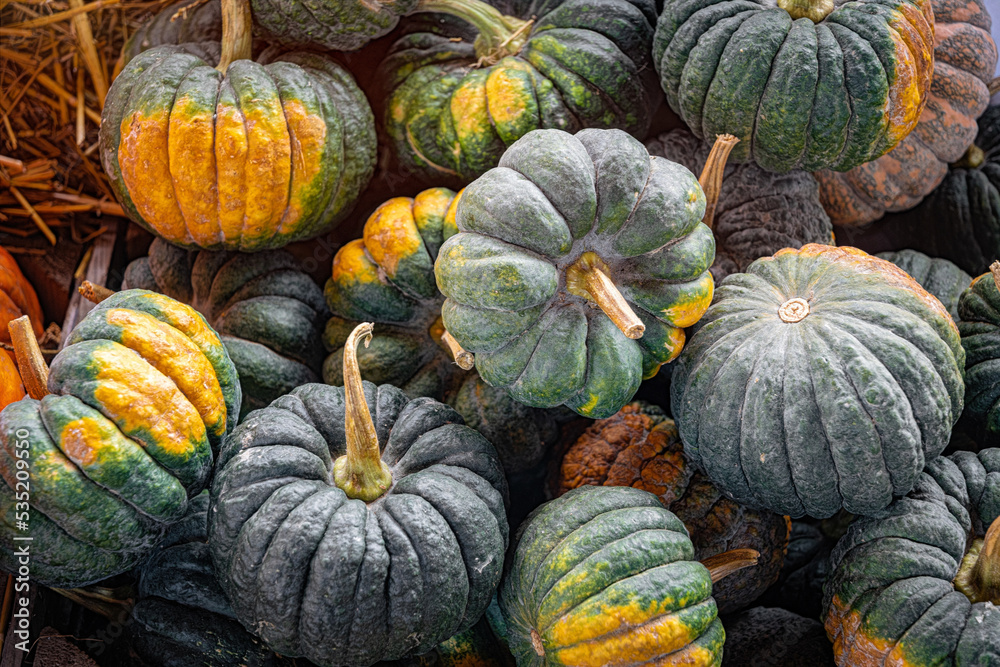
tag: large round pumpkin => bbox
[877,249,971,320]
[376,0,659,183]
[0,290,240,588]
[957,266,1000,446]
[101,0,376,252]
[815,0,997,225]
[123,238,327,416]
[435,128,715,419]
[0,246,43,364]
[555,402,788,614]
[208,324,509,666]
[653,0,935,173]
[823,448,1000,665]
[670,244,965,518]
[646,128,833,280]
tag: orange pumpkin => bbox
[0,354,25,410]
[815,0,998,226]
[0,247,43,363]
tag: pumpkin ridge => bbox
[265,66,301,246]
[747,14,793,160]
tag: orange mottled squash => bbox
[0,355,24,411]
[0,247,43,362]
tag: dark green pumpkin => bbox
[647,128,833,280]
[721,607,835,667]
[208,380,509,666]
[377,0,659,183]
[957,268,1000,444]
[877,250,971,321]
[0,290,240,588]
[117,0,222,70]
[653,0,935,172]
[671,244,966,518]
[123,238,327,416]
[435,128,716,419]
[499,485,725,666]
[823,449,1000,666]
[249,0,419,52]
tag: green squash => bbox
[249,0,419,51]
[654,0,935,172]
[208,325,509,666]
[0,290,240,588]
[435,128,716,419]
[877,250,971,321]
[118,0,222,70]
[377,0,659,183]
[957,265,1000,445]
[671,244,965,518]
[823,449,1000,666]
[123,238,327,417]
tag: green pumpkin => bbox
[249,0,419,51]
[957,267,1000,444]
[653,0,935,172]
[823,449,1000,666]
[0,290,240,588]
[123,238,327,417]
[435,128,715,419]
[671,244,965,519]
[498,485,731,666]
[208,326,509,666]
[118,0,222,70]
[377,0,659,183]
[877,250,971,321]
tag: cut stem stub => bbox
[701,548,760,584]
[777,0,835,21]
[698,134,739,230]
[441,329,475,370]
[778,297,810,323]
[566,252,645,339]
[79,280,114,304]
[955,515,1000,604]
[333,323,394,503]
[8,315,49,400]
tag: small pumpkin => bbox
[0,290,240,588]
[646,128,833,280]
[208,324,509,666]
[435,128,716,418]
[722,607,835,667]
[815,0,997,225]
[671,244,966,518]
[555,402,788,614]
[0,355,24,411]
[116,0,222,72]
[877,250,971,320]
[498,484,758,666]
[101,0,376,252]
[0,246,44,363]
[823,449,1000,666]
[376,0,659,183]
[956,264,1000,446]
[123,238,327,416]
[653,0,935,172]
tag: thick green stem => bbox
[216,0,252,74]
[955,516,1000,604]
[333,323,394,502]
[414,0,531,62]
[698,134,739,231]
[777,0,834,22]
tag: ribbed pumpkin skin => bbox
[957,271,1000,443]
[646,129,833,280]
[877,250,971,320]
[101,47,376,252]
[654,0,935,173]
[0,246,43,364]
[556,403,788,614]
[499,485,723,666]
[123,238,327,417]
[377,0,658,183]
[208,382,509,667]
[119,0,221,68]
[251,0,419,51]
[823,449,1000,666]
[816,0,997,225]
[671,244,965,519]
[0,290,239,588]
[436,129,715,419]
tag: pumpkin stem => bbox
[698,134,739,231]
[777,297,810,323]
[441,329,475,370]
[955,515,1000,604]
[333,323,394,503]
[777,0,835,22]
[566,252,645,339]
[8,316,49,400]
[953,144,986,170]
[414,0,532,63]
[216,0,252,74]
[79,280,115,304]
[990,261,1000,294]
[989,77,1000,98]
[701,548,760,584]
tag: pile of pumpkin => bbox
[1,0,999,663]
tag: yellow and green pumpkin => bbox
[653,0,935,172]
[0,290,240,588]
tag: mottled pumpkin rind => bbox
[877,250,972,321]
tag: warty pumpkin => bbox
[654,0,935,172]
[555,402,788,614]
[376,0,659,183]
[823,449,1000,666]
[435,128,716,419]
[956,263,1000,447]
[815,0,997,225]
[671,244,966,518]
[498,484,759,666]
[101,0,376,252]
[123,238,327,417]
[208,323,509,666]
[877,249,971,320]
[116,0,222,73]
[0,290,240,588]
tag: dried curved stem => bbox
[566,252,644,339]
[990,261,1000,294]
[79,280,114,304]
[698,134,739,231]
[8,315,49,399]
[216,0,252,74]
[701,548,760,584]
[414,0,531,62]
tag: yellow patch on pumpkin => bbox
[215,101,249,246]
[660,274,714,328]
[363,198,423,277]
[59,418,103,468]
[279,98,328,235]
[332,239,385,286]
[485,60,539,134]
[238,97,292,249]
[168,94,220,247]
[549,608,699,666]
[413,187,458,238]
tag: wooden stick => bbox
[78,280,114,304]
[75,60,86,146]
[4,0,122,30]
[69,0,109,107]
[8,315,49,399]
[698,134,739,230]
[8,186,56,244]
[0,156,24,174]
